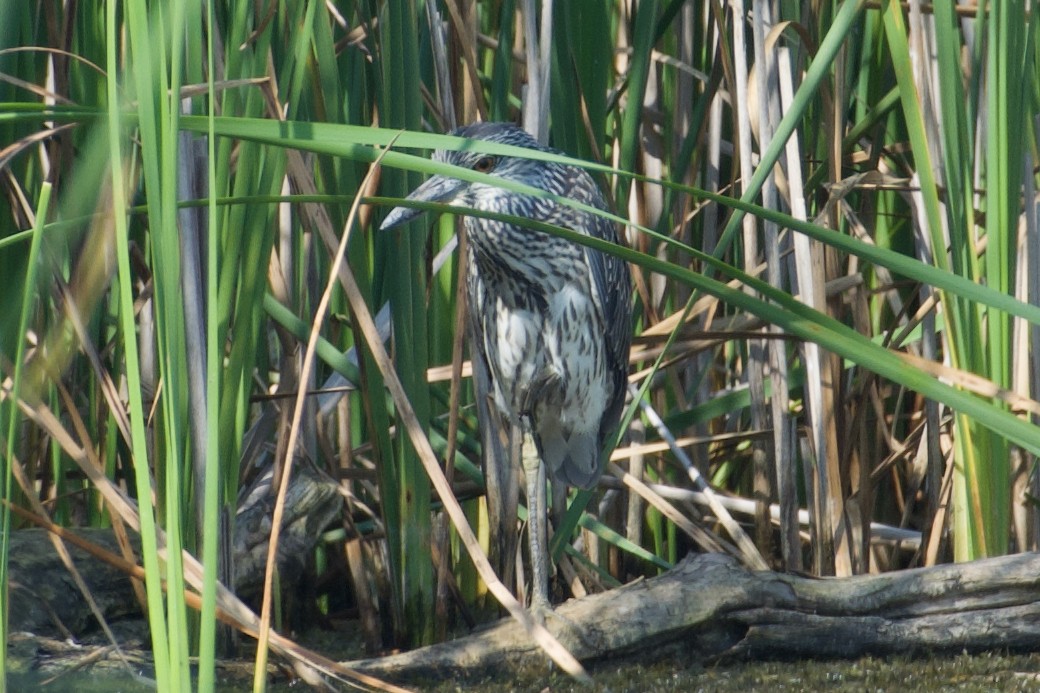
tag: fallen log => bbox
[345,551,1040,682]
[7,461,341,637]
[14,483,1040,687]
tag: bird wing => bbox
[551,168,633,447]
[582,210,633,446]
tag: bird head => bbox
[379,122,554,231]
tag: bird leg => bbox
[521,429,551,615]
[522,441,597,648]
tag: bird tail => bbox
[536,429,603,490]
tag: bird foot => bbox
[529,594,553,627]
[529,599,596,651]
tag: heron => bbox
[380,122,632,612]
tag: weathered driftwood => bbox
[7,528,141,637]
[7,462,341,637]
[345,551,1040,682]
[15,478,1040,684]
[232,461,343,596]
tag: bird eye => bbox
[473,156,495,173]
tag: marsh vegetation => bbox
[2,0,1039,690]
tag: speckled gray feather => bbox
[382,122,631,491]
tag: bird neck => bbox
[466,216,579,281]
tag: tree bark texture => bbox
[12,510,1040,683]
[7,462,341,637]
[346,551,1040,681]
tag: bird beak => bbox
[379,174,467,231]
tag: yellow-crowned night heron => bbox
[381,122,631,611]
